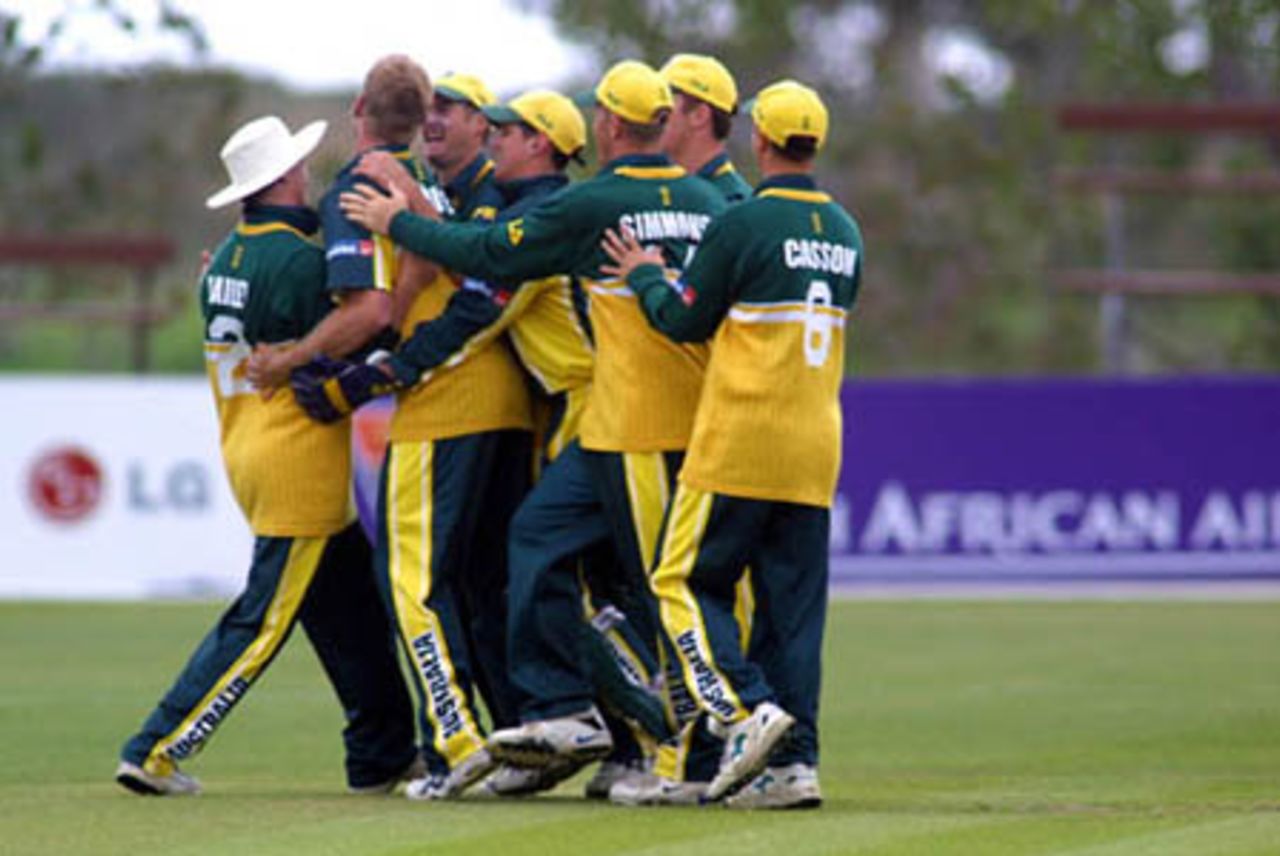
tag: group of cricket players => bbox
[114,49,863,811]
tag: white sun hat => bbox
[205,115,327,209]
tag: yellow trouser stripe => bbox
[147,536,324,774]
[734,572,755,655]
[651,485,749,725]
[387,442,484,765]
[622,451,671,572]
[652,722,696,780]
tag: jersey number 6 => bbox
[803,279,834,368]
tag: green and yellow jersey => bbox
[443,152,503,223]
[384,173,593,398]
[697,152,752,205]
[387,153,728,453]
[321,145,531,443]
[201,204,352,536]
[626,173,863,508]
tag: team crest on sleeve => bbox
[669,277,697,306]
[327,240,374,260]
[506,219,525,247]
[460,277,512,307]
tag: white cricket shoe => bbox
[584,759,647,800]
[348,754,427,795]
[479,759,580,797]
[405,747,497,801]
[705,702,796,801]
[725,764,822,809]
[115,760,202,796]
[609,772,708,806]
[487,707,613,768]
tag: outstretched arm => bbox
[342,183,577,284]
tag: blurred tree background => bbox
[2,0,1279,374]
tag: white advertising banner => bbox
[2,376,253,599]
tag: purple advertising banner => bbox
[353,377,1280,592]
[831,376,1280,588]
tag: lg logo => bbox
[27,447,213,524]
[28,446,104,524]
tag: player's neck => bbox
[672,138,724,175]
[433,147,485,187]
[603,141,663,164]
[758,151,814,180]
[499,159,556,183]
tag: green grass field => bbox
[2,600,1277,855]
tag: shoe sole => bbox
[706,712,796,801]
[488,737,612,769]
[115,771,163,796]
[486,761,581,797]
[447,754,500,797]
[348,756,427,795]
[726,792,822,810]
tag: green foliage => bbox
[4,2,1280,374]
[531,0,1280,375]
[2,601,1279,854]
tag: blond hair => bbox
[362,55,432,145]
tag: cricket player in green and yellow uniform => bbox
[364,72,534,801]
[604,51,762,805]
[396,72,533,764]
[339,60,727,775]
[426,74,505,222]
[298,88,671,797]
[660,53,752,204]
[602,80,863,809]
[249,61,532,802]
[116,115,416,797]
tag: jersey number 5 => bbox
[803,279,834,368]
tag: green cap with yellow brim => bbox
[745,79,829,150]
[482,89,587,159]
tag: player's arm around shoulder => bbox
[603,206,745,343]
[380,184,574,285]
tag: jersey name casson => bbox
[618,210,712,243]
[783,238,858,276]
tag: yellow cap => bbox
[593,60,673,125]
[749,79,828,150]
[435,73,497,109]
[483,90,587,157]
[660,53,738,114]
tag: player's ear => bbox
[352,94,366,119]
[695,100,713,130]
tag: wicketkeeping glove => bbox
[289,355,401,424]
